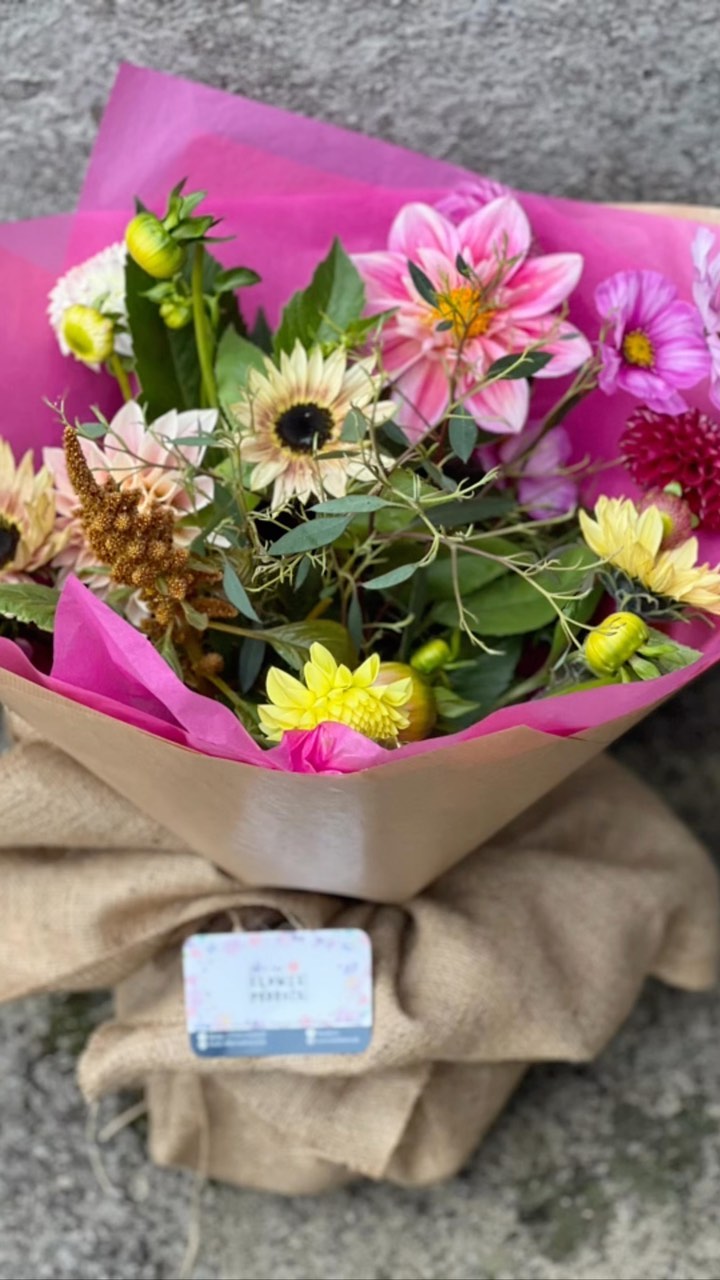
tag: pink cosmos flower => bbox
[44,400,217,588]
[354,198,590,439]
[595,269,709,414]
[434,180,511,225]
[479,423,578,520]
[691,227,720,410]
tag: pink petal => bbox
[388,203,459,262]
[393,358,450,438]
[618,366,688,414]
[504,252,584,318]
[595,271,638,335]
[457,196,531,275]
[520,471,577,519]
[634,270,680,324]
[514,318,593,377]
[465,377,530,435]
[381,333,427,378]
[523,426,572,477]
[353,250,409,309]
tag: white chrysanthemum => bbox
[232,341,394,510]
[48,242,132,365]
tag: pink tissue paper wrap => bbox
[0,64,718,899]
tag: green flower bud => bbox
[125,212,186,280]
[374,662,437,742]
[584,611,650,678]
[61,304,115,365]
[159,299,193,329]
[410,638,452,676]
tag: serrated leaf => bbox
[363,562,419,591]
[274,239,365,355]
[485,350,552,381]
[452,545,596,636]
[448,412,479,463]
[222,562,259,621]
[407,260,438,306]
[0,582,59,631]
[311,495,391,515]
[268,516,352,556]
[215,326,268,405]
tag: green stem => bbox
[108,354,132,402]
[191,243,218,408]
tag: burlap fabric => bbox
[0,714,718,1190]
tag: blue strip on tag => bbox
[183,928,373,1058]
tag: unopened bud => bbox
[584,611,649,678]
[125,212,186,279]
[410,638,451,675]
[374,662,436,742]
[159,298,193,329]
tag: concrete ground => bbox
[2,2,720,1277]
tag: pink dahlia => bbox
[44,400,217,585]
[434,180,511,225]
[691,227,720,410]
[353,198,591,439]
[621,405,720,532]
[595,270,709,414]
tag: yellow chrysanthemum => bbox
[258,642,412,744]
[0,441,67,580]
[579,496,720,614]
[233,341,395,510]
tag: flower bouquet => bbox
[1,68,720,899]
[1,64,720,1198]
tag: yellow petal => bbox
[265,666,314,710]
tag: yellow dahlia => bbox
[258,643,412,744]
[233,342,394,510]
[0,442,66,580]
[579,495,720,614]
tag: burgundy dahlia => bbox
[621,406,720,532]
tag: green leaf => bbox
[214,267,262,293]
[407,260,438,307]
[348,588,364,651]
[294,557,312,590]
[340,408,368,443]
[76,420,107,440]
[448,638,523,715]
[485,351,552,381]
[222,562,259,622]
[363,562,419,592]
[456,253,472,278]
[181,600,209,631]
[426,493,515,529]
[643,627,701,675]
[448,411,479,463]
[125,256,200,416]
[274,239,365,355]
[311,495,391,515]
[172,433,219,447]
[239,637,266,693]
[268,516,352,556]
[426,537,517,606]
[0,582,59,631]
[157,632,184,678]
[261,620,356,671]
[250,307,273,354]
[215,326,268,405]
[433,686,482,720]
[381,421,410,448]
[460,545,597,636]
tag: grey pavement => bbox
[2,2,720,1277]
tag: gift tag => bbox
[183,928,373,1057]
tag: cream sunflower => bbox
[0,441,67,581]
[580,495,720,614]
[258,643,412,744]
[233,342,394,509]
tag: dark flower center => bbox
[0,517,20,570]
[275,402,334,453]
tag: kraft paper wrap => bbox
[0,666,647,901]
[0,716,717,1190]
